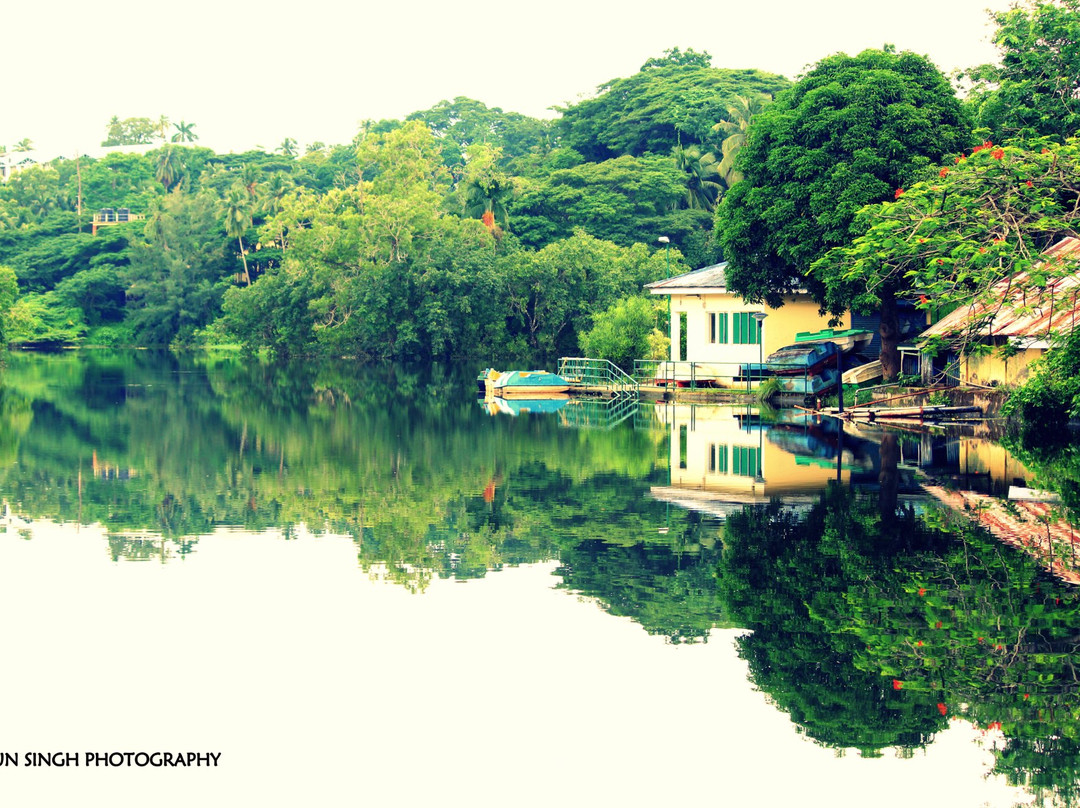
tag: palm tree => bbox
[672,144,723,211]
[154,145,184,191]
[224,187,253,285]
[156,114,171,142]
[171,120,198,143]
[14,138,33,153]
[277,138,298,158]
[261,173,294,249]
[710,94,771,188]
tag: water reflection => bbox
[2,352,1080,804]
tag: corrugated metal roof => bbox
[920,237,1080,343]
[645,262,729,292]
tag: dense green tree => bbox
[501,230,673,355]
[965,0,1080,141]
[123,191,231,346]
[556,54,789,161]
[509,154,686,248]
[101,117,156,146]
[405,96,555,174]
[578,295,668,367]
[715,48,971,377]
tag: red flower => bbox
[936,259,945,265]
[917,640,924,647]
[939,167,949,178]
[894,188,904,199]
[992,148,1005,160]
[937,702,948,715]
[918,587,926,595]
[1024,693,1030,699]
[1041,148,1051,154]
[955,155,966,164]
[1025,180,1034,187]
[979,247,987,253]
[978,637,985,643]
[893,679,903,690]
[988,721,1002,731]
[935,621,942,628]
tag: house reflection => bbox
[650,403,881,513]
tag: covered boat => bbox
[765,341,839,376]
[490,370,570,398]
[793,328,874,353]
[771,366,840,395]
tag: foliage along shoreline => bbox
[0,2,1078,414]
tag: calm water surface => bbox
[0,351,1076,808]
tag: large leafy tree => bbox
[715,48,971,375]
[556,51,789,161]
[509,154,686,248]
[966,0,1080,142]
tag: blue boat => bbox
[772,366,840,395]
[488,370,570,398]
[765,341,839,376]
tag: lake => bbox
[0,350,1076,808]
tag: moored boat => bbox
[765,341,839,376]
[771,366,839,395]
[794,328,874,353]
[489,370,570,398]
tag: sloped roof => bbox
[920,237,1080,344]
[645,262,729,293]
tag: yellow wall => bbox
[668,292,852,377]
[960,348,1043,387]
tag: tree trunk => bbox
[879,286,901,382]
[237,236,250,285]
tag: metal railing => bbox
[559,395,641,430]
[557,357,639,396]
[634,359,773,392]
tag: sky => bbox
[2,0,1016,160]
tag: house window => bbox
[732,446,760,477]
[709,313,729,344]
[708,443,728,473]
[733,312,761,345]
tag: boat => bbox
[794,328,874,353]
[841,359,882,386]
[488,370,571,398]
[764,341,839,376]
[771,366,839,395]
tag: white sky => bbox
[3,0,1014,159]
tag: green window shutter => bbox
[718,313,728,344]
[717,444,728,473]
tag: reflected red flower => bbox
[937,702,947,715]
[893,679,903,690]
[935,621,942,628]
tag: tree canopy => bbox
[715,48,972,377]
[966,0,1080,142]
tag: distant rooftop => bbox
[645,262,729,293]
